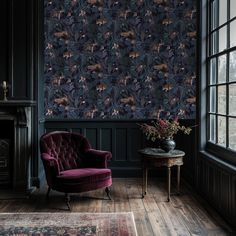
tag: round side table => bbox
[138,148,185,201]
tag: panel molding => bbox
[197,152,236,226]
[44,119,196,178]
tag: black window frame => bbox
[200,0,236,165]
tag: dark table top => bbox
[138,148,185,158]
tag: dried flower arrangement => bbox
[138,118,192,142]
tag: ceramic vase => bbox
[160,138,176,152]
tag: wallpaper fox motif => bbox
[44,0,197,119]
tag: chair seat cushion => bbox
[57,168,111,184]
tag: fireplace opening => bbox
[0,119,14,189]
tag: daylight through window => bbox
[207,0,236,150]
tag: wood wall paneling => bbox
[0,1,8,100]
[0,0,40,100]
[197,152,236,226]
[220,171,231,219]
[128,128,143,162]
[85,128,97,149]
[11,0,28,98]
[208,165,214,201]
[100,128,112,153]
[232,176,236,223]
[44,119,196,178]
[115,128,127,162]
[214,166,221,208]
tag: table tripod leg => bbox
[142,167,148,198]
[167,167,171,202]
[177,165,181,195]
[142,168,145,198]
[145,168,148,195]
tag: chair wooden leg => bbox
[105,187,112,200]
[46,187,51,200]
[65,193,71,211]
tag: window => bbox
[206,0,236,162]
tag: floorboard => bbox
[0,178,235,236]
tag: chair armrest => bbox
[83,149,112,168]
[41,153,60,186]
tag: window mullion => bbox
[207,0,211,141]
[209,0,213,56]
[226,0,230,148]
[210,16,236,34]
[216,54,218,142]
[226,81,229,147]
[208,45,236,59]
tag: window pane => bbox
[211,28,227,55]
[229,84,236,115]
[219,0,228,26]
[218,55,227,83]
[230,0,236,19]
[210,86,216,112]
[229,51,236,82]
[230,20,236,47]
[218,85,227,114]
[210,114,216,142]
[219,26,227,52]
[210,32,218,55]
[211,0,218,30]
[210,58,217,84]
[229,118,236,150]
[217,115,226,146]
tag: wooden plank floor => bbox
[0,178,235,236]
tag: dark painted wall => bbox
[44,0,197,119]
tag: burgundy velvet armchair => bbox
[40,131,112,210]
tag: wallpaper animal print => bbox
[44,0,197,119]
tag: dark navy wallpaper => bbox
[44,0,197,119]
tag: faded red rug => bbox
[0,212,138,236]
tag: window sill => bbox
[199,150,236,173]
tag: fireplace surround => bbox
[0,100,36,194]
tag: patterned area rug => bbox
[0,212,138,236]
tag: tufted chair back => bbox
[40,131,91,171]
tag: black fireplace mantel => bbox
[0,100,36,193]
[0,100,36,107]
[0,100,36,126]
